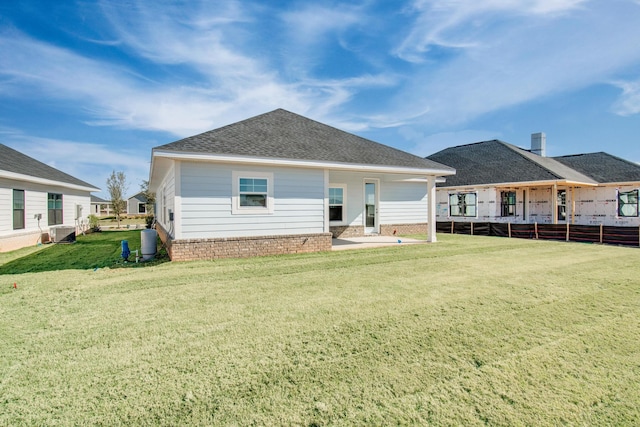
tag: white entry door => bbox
[364,180,379,234]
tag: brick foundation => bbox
[330,225,364,238]
[380,223,428,236]
[156,225,332,261]
[0,231,47,253]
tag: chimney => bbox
[531,132,546,157]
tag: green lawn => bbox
[0,231,168,275]
[1,234,639,425]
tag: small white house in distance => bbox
[91,195,113,217]
[426,133,640,226]
[0,143,100,252]
[149,109,455,261]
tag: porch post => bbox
[323,169,330,233]
[427,175,437,243]
[552,183,558,224]
[570,186,575,224]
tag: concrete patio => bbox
[331,235,426,251]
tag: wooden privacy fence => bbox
[436,221,640,247]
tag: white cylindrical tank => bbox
[141,229,158,260]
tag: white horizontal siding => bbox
[328,171,364,227]
[156,163,176,235]
[0,177,91,239]
[178,162,325,239]
[329,171,430,227]
[0,187,11,233]
[379,181,427,225]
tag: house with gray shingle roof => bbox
[426,134,640,226]
[0,143,99,252]
[149,109,455,260]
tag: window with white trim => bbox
[329,186,346,223]
[48,193,63,226]
[449,192,477,217]
[618,189,639,217]
[13,189,25,230]
[232,171,274,214]
[240,178,268,207]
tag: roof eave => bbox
[152,149,456,177]
[596,180,640,186]
[0,170,100,192]
[437,179,598,189]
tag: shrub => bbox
[145,214,155,229]
[88,214,101,231]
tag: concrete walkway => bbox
[332,236,426,251]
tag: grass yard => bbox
[0,231,168,275]
[1,234,639,425]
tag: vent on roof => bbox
[531,132,546,157]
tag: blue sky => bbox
[1,0,640,198]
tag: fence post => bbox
[470,222,474,236]
[600,224,603,244]
[534,222,538,240]
[451,221,454,234]
[566,223,570,242]
[508,222,512,238]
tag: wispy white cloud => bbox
[1,0,639,167]
[280,4,362,46]
[0,128,141,168]
[0,127,149,196]
[97,0,257,77]
[0,0,393,137]
[389,0,640,128]
[395,0,588,62]
[611,79,640,116]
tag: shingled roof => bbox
[128,192,148,203]
[0,143,98,190]
[427,140,598,187]
[554,152,640,183]
[154,109,454,173]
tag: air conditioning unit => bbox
[50,226,76,243]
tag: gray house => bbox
[127,192,148,215]
[0,143,99,252]
[149,109,455,260]
[427,134,640,226]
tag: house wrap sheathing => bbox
[428,135,640,227]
